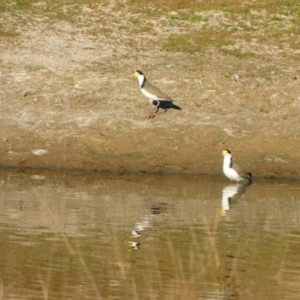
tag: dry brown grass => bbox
[1,0,299,55]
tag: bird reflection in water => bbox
[129,216,150,251]
[129,202,169,250]
[129,241,140,250]
[221,181,252,216]
[129,215,151,251]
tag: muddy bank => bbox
[0,3,299,178]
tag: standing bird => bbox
[222,149,252,183]
[133,70,181,118]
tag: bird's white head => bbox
[133,70,144,76]
[222,149,232,157]
[133,70,146,87]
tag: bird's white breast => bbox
[223,155,243,181]
[141,88,159,100]
[223,167,243,181]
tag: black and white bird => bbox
[133,70,181,118]
[222,149,252,183]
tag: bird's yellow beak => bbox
[133,71,138,77]
[222,150,227,156]
[220,209,227,216]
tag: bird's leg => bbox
[149,107,157,119]
[147,100,160,119]
[148,109,154,119]
[153,100,160,118]
[152,100,160,116]
[147,103,156,119]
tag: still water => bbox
[0,169,299,299]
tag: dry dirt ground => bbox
[0,2,299,178]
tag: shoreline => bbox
[0,2,299,179]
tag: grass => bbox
[0,0,299,58]
[128,0,300,14]
[161,28,233,54]
[0,24,19,37]
[223,48,257,59]
[14,0,32,9]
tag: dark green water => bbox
[0,169,299,299]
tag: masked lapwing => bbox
[222,149,252,183]
[133,70,181,118]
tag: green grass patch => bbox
[271,15,285,21]
[162,29,232,54]
[169,13,204,22]
[14,0,32,10]
[191,14,203,22]
[162,31,259,58]
[222,48,257,59]
[128,0,300,14]
[0,0,299,57]
[0,2,6,12]
[223,72,233,78]
[162,35,210,53]
[169,13,188,21]
[129,18,140,25]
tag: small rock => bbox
[32,149,48,155]
[31,175,46,180]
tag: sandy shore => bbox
[0,2,299,178]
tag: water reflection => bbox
[221,181,252,216]
[0,169,299,299]
[129,202,170,250]
[130,215,151,250]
